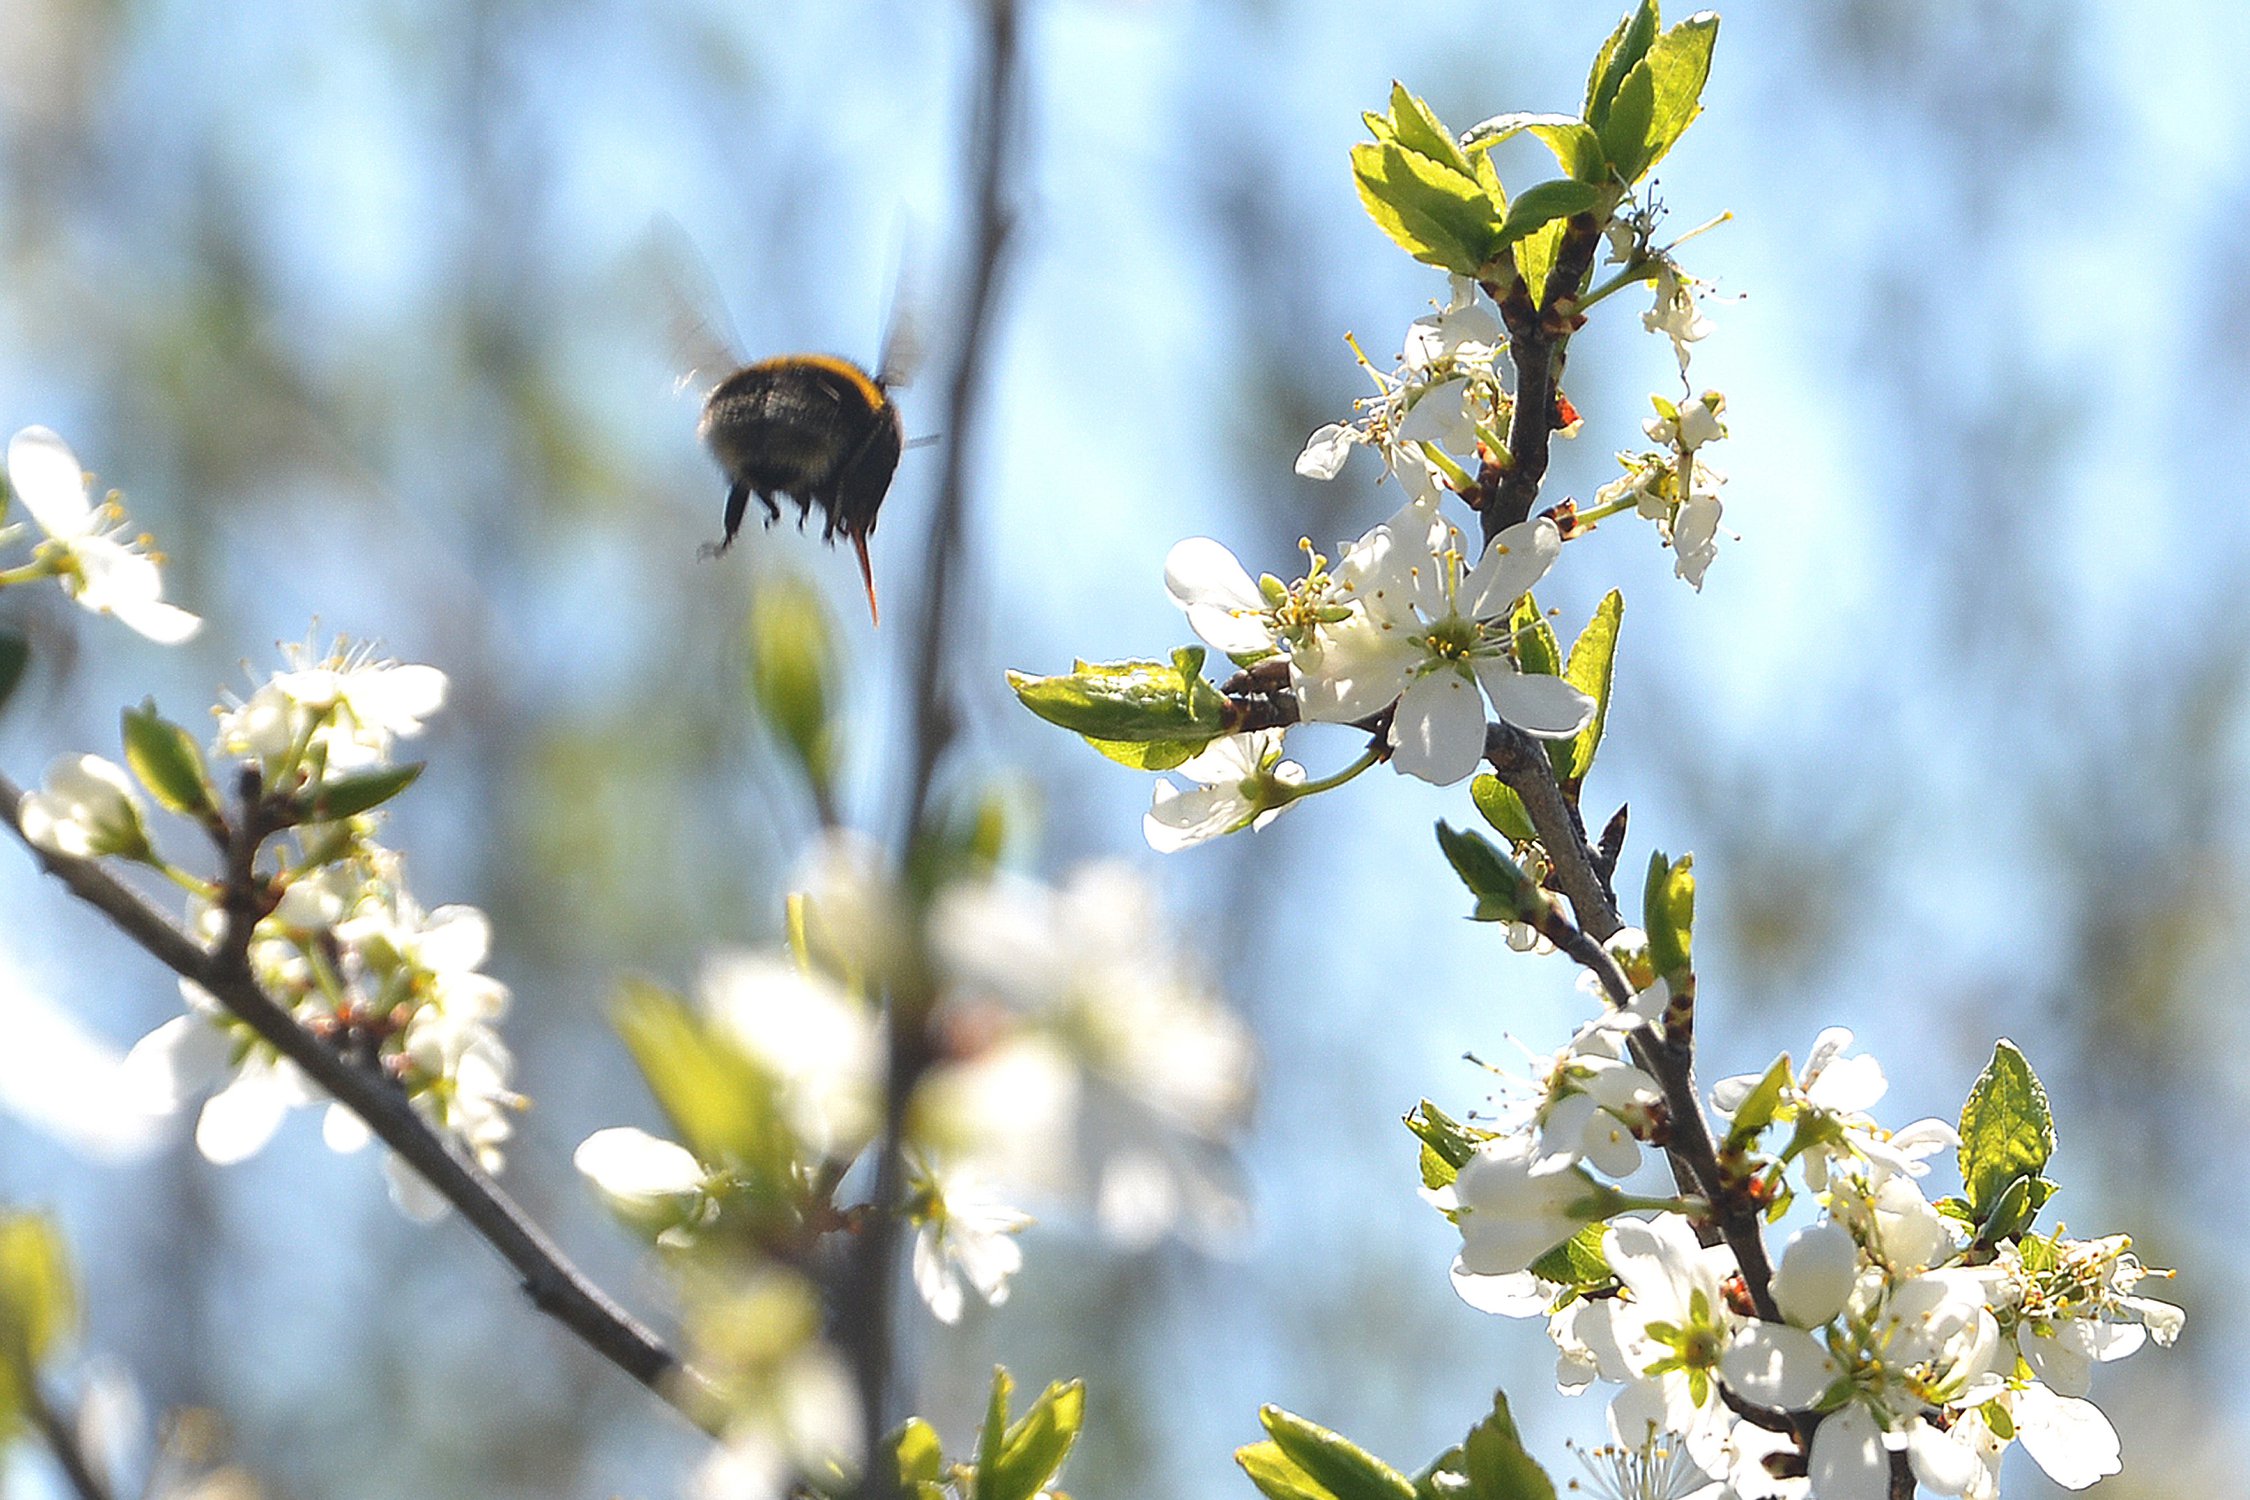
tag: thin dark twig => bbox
[0,773,712,1434]
[25,1380,116,1500]
[1484,721,1620,938]
[839,0,1023,1475]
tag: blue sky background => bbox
[0,2,2242,1496]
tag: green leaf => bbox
[747,567,840,797]
[1435,821,1536,924]
[892,1418,947,1487]
[1470,774,1537,844]
[1586,0,1660,126]
[612,983,792,1198]
[1351,140,1507,276]
[121,699,215,816]
[1239,1440,1338,1500]
[0,1212,76,1371]
[1510,219,1570,308]
[977,1367,1012,1483]
[1509,594,1562,679]
[309,762,424,820]
[1405,1100,1493,1188]
[1599,57,1658,183]
[1008,647,1231,745]
[1525,1223,1613,1288]
[1641,13,1720,175]
[1723,1056,1792,1150]
[1260,1407,1417,1500]
[1460,1392,1556,1500]
[1083,735,1199,771]
[1497,180,1602,245]
[0,632,27,718]
[1643,850,1695,980]
[1553,591,1623,786]
[1461,114,1610,185]
[1957,1040,2056,1220]
[983,1380,1086,1500]
[1383,82,1479,181]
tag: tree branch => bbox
[0,773,712,1435]
[839,0,1024,1475]
[1480,213,1605,545]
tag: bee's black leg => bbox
[700,479,753,560]
[759,489,782,527]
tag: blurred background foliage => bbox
[0,0,2242,1496]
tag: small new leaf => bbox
[1406,1099,1493,1188]
[612,983,793,1214]
[1724,1055,1792,1151]
[1461,1391,1557,1500]
[1007,647,1230,745]
[1461,114,1610,186]
[1526,1223,1613,1289]
[1083,735,1199,772]
[1497,180,1603,246]
[1435,822,1538,924]
[1239,1441,1338,1500]
[1598,57,1659,183]
[1509,594,1561,679]
[1351,140,1506,276]
[0,1212,75,1373]
[1553,591,1623,786]
[1259,1407,1417,1500]
[1641,12,1720,175]
[1470,774,1537,844]
[1586,0,1661,128]
[122,699,215,816]
[982,1378,1086,1500]
[1643,850,1694,981]
[1957,1039,2056,1223]
[309,763,423,821]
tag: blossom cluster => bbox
[573,845,1256,1490]
[1433,1011,2180,1499]
[20,632,510,1223]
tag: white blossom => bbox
[1144,729,1304,852]
[1295,505,1593,784]
[4,426,200,642]
[19,754,152,861]
[909,1161,1034,1325]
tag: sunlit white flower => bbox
[910,1160,1034,1325]
[19,753,153,861]
[1769,1217,1858,1329]
[4,426,200,642]
[216,638,447,781]
[1605,1214,1757,1467]
[1296,506,1593,784]
[1144,729,1304,852]
[1446,1137,1610,1278]
[2009,1380,2122,1491]
[1643,260,1714,375]
[1294,276,1511,488]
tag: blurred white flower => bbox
[215,637,446,781]
[4,426,200,643]
[575,1126,708,1205]
[702,950,881,1161]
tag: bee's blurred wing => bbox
[642,216,745,400]
[875,232,926,390]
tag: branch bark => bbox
[0,773,710,1434]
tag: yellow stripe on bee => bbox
[747,353,887,409]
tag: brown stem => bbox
[0,773,709,1433]
[1480,214,1605,545]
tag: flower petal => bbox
[1477,664,1595,739]
[6,426,93,536]
[1463,519,1562,620]
[1389,669,1487,785]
